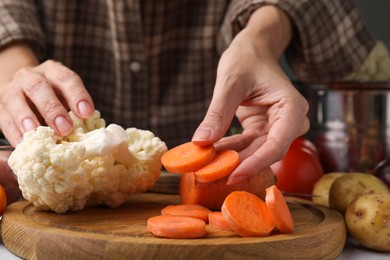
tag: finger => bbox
[214,132,257,152]
[38,60,94,118]
[192,79,245,146]
[16,68,73,136]
[227,118,309,186]
[227,106,309,185]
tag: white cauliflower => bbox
[8,111,167,213]
[344,41,390,81]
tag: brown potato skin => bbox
[312,172,345,207]
[329,173,390,214]
[345,194,390,252]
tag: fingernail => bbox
[77,100,93,118]
[21,118,37,132]
[193,128,212,141]
[55,116,72,135]
[226,175,248,185]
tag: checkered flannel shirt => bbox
[0,0,375,148]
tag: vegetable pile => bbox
[161,141,275,209]
[147,185,294,239]
[8,110,167,213]
[312,172,390,252]
[150,141,294,238]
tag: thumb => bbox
[192,88,241,146]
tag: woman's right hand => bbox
[0,44,95,147]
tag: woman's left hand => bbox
[192,5,310,185]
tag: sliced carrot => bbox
[265,185,294,233]
[147,215,206,239]
[161,142,216,174]
[180,167,276,210]
[194,150,240,183]
[221,191,275,237]
[208,211,233,232]
[161,204,212,223]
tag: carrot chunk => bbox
[265,185,295,233]
[147,215,206,239]
[180,167,276,210]
[208,211,233,232]
[194,150,240,183]
[161,142,216,174]
[161,204,212,223]
[221,191,275,237]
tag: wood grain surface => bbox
[1,193,346,260]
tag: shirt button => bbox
[129,61,142,73]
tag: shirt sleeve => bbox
[0,0,46,57]
[217,0,376,83]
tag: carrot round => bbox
[208,211,233,232]
[161,204,212,223]
[194,150,240,183]
[161,142,216,174]
[221,191,275,237]
[265,185,295,233]
[147,215,206,239]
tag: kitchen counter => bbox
[1,235,388,259]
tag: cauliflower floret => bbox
[69,110,106,134]
[8,110,167,213]
[344,41,390,81]
[86,128,167,208]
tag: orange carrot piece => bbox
[180,167,276,210]
[161,204,212,223]
[0,185,6,215]
[221,191,275,237]
[265,185,295,233]
[208,211,233,232]
[194,150,240,183]
[147,215,206,239]
[161,142,216,174]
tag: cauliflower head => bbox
[8,110,167,213]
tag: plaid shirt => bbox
[0,0,375,148]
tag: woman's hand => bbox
[0,44,94,147]
[192,5,309,185]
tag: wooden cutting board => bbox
[1,192,346,260]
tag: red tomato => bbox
[290,137,320,159]
[271,138,324,195]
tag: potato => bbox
[329,173,390,214]
[312,172,345,207]
[345,194,390,252]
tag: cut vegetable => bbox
[265,185,294,233]
[161,142,216,174]
[222,191,275,237]
[147,215,206,239]
[161,204,212,223]
[194,150,240,183]
[208,211,233,231]
[180,167,276,210]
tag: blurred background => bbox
[285,0,390,174]
[282,0,390,80]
